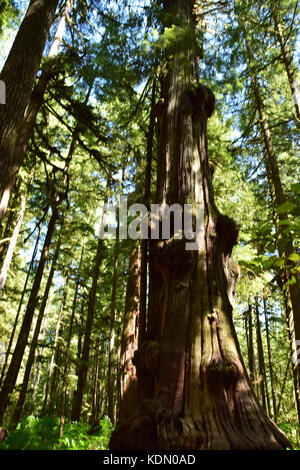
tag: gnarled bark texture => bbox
[109,0,291,450]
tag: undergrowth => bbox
[0,415,113,450]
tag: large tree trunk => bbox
[0,0,59,211]
[0,205,59,423]
[110,0,291,450]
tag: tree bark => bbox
[119,243,141,422]
[255,298,268,413]
[246,304,258,395]
[108,212,120,424]
[139,79,156,348]
[0,0,59,210]
[110,0,291,450]
[263,296,277,419]
[0,205,59,423]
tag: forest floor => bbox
[0,415,299,450]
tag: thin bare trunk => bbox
[10,231,62,427]
[41,280,66,416]
[0,170,34,297]
[263,296,277,419]
[0,227,41,387]
[59,237,87,440]
[247,303,258,396]
[108,216,120,424]
[255,298,268,413]
[276,358,291,419]
[31,285,53,407]
[0,205,59,423]
[48,276,69,416]
[71,201,107,421]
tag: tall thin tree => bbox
[0,0,59,213]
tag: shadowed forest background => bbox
[0,0,299,450]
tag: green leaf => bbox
[288,253,300,263]
[291,183,300,194]
[274,257,285,268]
[263,255,278,269]
[276,202,296,214]
[278,219,292,226]
[287,276,297,285]
[278,238,288,253]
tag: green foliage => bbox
[0,415,113,450]
[0,0,299,451]
[278,420,300,450]
[0,0,19,34]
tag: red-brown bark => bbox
[109,0,291,450]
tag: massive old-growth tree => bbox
[110,0,291,450]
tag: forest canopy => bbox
[0,0,299,451]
